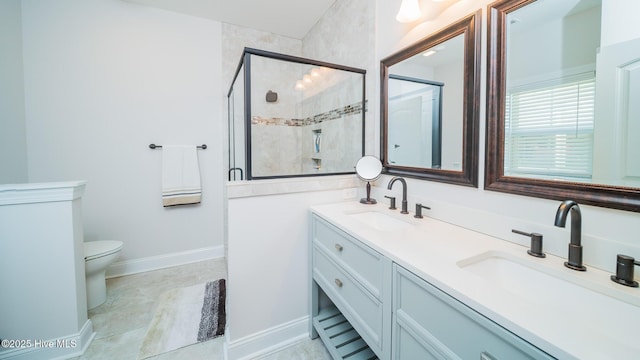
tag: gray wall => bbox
[20,0,224,265]
[0,0,28,183]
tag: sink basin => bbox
[459,253,575,306]
[347,211,413,232]
[458,251,640,345]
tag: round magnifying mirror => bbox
[355,156,382,204]
[355,156,382,180]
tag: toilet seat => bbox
[85,240,123,261]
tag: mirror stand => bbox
[361,182,377,204]
[355,156,383,205]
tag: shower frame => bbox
[227,47,367,180]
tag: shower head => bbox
[266,90,278,103]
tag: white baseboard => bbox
[106,245,225,278]
[0,319,95,360]
[227,316,310,360]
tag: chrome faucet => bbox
[554,200,586,271]
[387,177,408,214]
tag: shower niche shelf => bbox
[312,129,322,155]
[313,306,378,360]
[312,129,322,169]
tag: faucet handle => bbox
[414,203,431,219]
[384,195,396,210]
[512,229,546,258]
[611,254,640,287]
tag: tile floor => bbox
[73,258,331,360]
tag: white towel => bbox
[162,145,202,207]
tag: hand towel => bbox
[162,145,202,207]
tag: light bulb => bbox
[396,0,421,23]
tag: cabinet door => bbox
[313,216,385,299]
[394,315,458,360]
[392,264,554,360]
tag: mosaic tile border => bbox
[252,101,366,126]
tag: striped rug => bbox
[138,279,226,359]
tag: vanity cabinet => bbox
[392,264,554,360]
[311,213,553,360]
[311,215,392,359]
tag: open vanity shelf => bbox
[313,305,378,360]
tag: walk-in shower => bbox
[227,48,366,180]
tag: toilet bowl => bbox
[84,240,123,310]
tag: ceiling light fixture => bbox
[396,0,421,23]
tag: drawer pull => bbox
[335,244,344,252]
[334,278,343,288]
[480,351,497,360]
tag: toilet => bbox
[84,240,123,310]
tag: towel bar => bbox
[149,144,207,150]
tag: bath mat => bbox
[138,279,226,359]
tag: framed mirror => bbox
[486,0,640,212]
[381,10,481,187]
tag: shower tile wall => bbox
[250,55,303,177]
[299,73,363,174]
[250,60,363,178]
[302,0,375,156]
[251,122,302,176]
[222,22,303,180]
[300,105,363,174]
[250,103,363,177]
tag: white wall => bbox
[435,59,464,170]
[0,182,91,359]
[227,184,359,358]
[507,5,600,85]
[374,0,640,273]
[21,0,224,264]
[0,0,28,184]
[601,0,640,47]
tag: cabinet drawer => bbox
[313,215,384,299]
[313,246,384,352]
[393,265,553,360]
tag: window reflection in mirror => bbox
[504,0,600,182]
[381,11,480,187]
[486,0,640,212]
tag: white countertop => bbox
[311,201,640,360]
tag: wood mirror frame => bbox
[380,10,481,187]
[485,0,640,212]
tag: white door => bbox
[592,37,640,186]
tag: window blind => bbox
[505,74,595,179]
